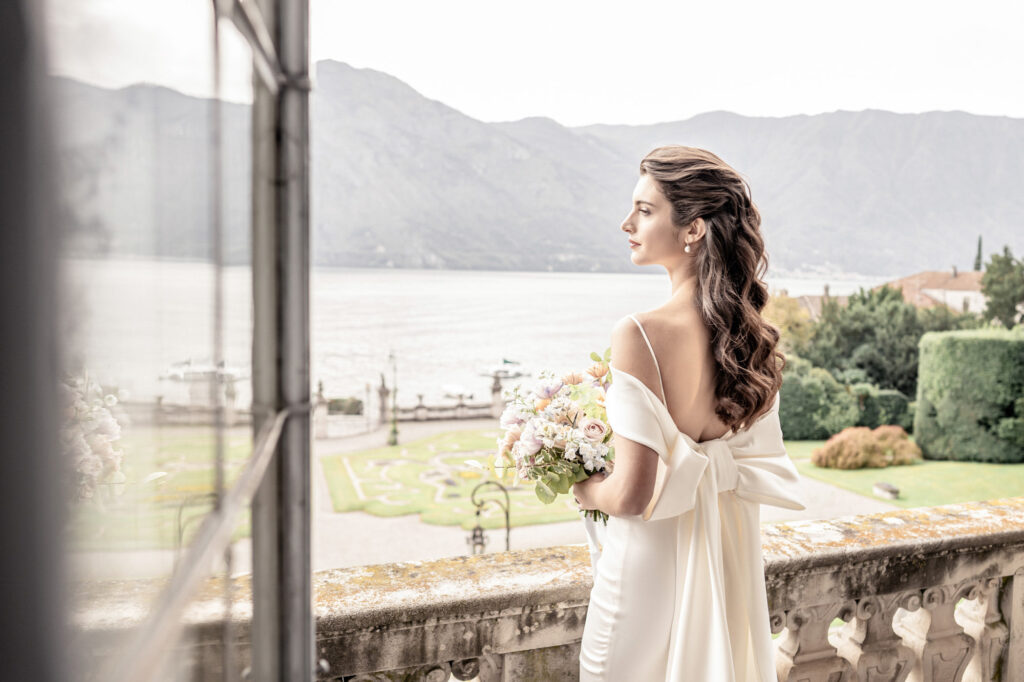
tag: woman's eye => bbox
[638,208,650,215]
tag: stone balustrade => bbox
[73,498,1024,681]
[764,497,1024,682]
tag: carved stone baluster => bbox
[775,602,857,682]
[893,582,976,682]
[347,663,452,682]
[835,593,918,681]
[1001,569,1024,682]
[956,577,1008,682]
[419,663,453,682]
[449,657,481,681]
[476,645,504,682]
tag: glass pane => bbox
[48,1,255,677]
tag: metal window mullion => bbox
[250,0,313,678]
[224,0,283,96]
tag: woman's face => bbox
[620,174,684,267]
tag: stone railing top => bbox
[315,545,593,632]
[762,496,1024,570]
[72,498,1024,635]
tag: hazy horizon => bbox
[43,0,1024,127]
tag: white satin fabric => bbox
[579,367,806,681]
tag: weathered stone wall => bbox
[74,498,1024,681]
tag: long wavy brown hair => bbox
[639,145,785,432]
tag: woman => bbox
[573,146,806,681]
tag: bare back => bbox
[628,307,732,444]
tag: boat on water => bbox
[160,359,248,382]
[478,358,527,379]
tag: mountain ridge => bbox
[54,60,1024,276]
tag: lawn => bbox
[786,437,1024,509]
[320,428,586,530]
[321,430,1024,528]
[67,424,253,551]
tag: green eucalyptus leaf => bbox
[590,352,602,362]
[535,481,557,504]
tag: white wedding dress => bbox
[579,314,806,682]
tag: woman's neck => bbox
[668,268,698,306]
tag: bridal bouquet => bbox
[493,349,615,525]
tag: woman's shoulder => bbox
[609,312,696,391]
[615,308,699,345]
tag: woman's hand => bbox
[572,472,608,511]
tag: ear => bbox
[677,217,706,248]
[689,217,707,241]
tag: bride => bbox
[573,145,806,681]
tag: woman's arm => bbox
[572,316,662,517]
[572,433,658,516]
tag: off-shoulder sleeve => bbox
[604,370,671,461]
[605,370,707,521]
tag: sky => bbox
[44,0,1024,127]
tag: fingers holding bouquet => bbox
[572,472,608,511]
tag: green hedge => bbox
[849,382,913,431]
[779,355,859,439]
[914,327,1024,462]
[328,397,364,415]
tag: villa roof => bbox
[872,269,984,309]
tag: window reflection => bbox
[48,1,255,678]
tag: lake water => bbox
[62,257,892,412]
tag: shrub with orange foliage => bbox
[811,425,922,470]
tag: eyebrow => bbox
[634,200,656,207]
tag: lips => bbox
[628,240,640,248]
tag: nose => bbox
[620,211,634,233]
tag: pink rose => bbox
[579,417,609,443]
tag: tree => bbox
[918,304,982,333]
[763,292,814,355]
[778,355,859,439]
[794,284,980,398]
[796,285,923,396]
[974,234,983,271]
[981,246,1024,328]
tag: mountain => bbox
[311,61,629,271]
[53,62,1024,276]
[576,110,1024,276]
[52,76,252,264]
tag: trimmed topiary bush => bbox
[779,355,860,439]
[811,425,922,469]
[914,327,1024,462]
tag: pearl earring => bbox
[684,243,691,253]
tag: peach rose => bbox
[561,372,585,385]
